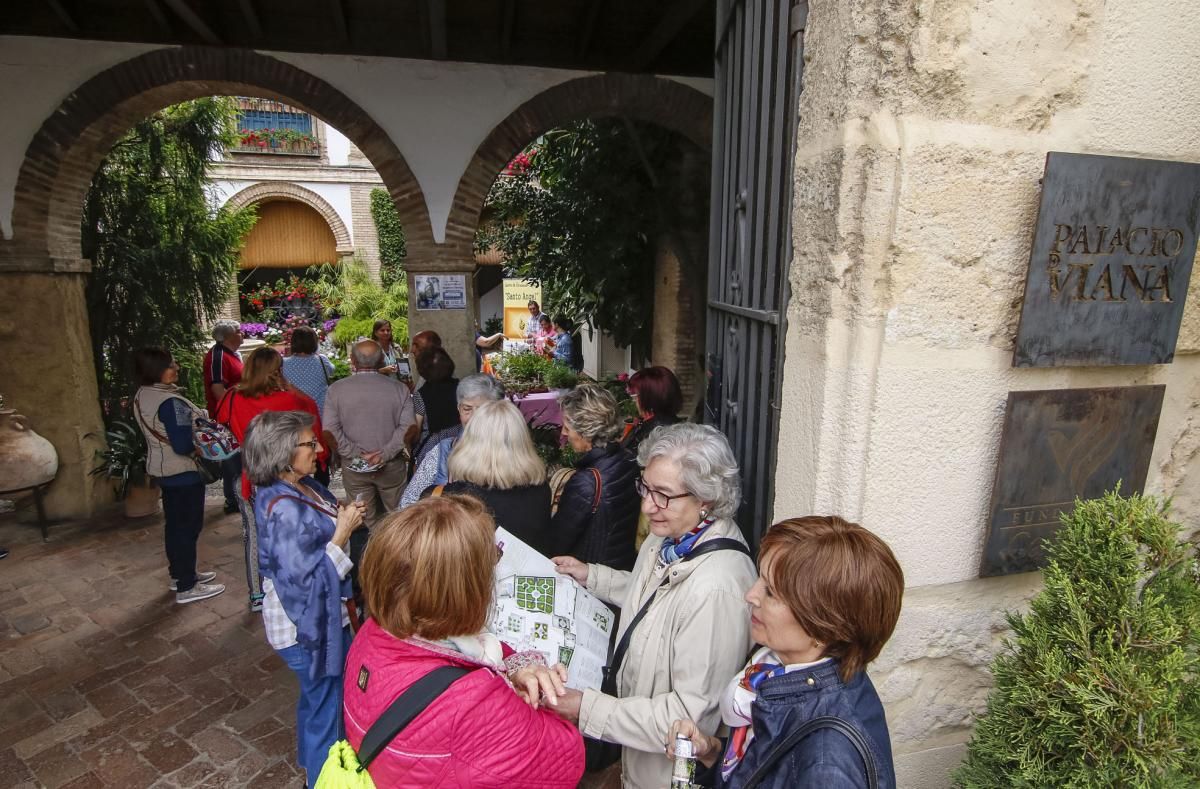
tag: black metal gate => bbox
[706,0,807,543]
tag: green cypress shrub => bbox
[955,490,1200,788]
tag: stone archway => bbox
[443,74,712,254]
[440,74,713,404]
[2,47,432,269]
[0,47,432,518]
[224,183,355,256]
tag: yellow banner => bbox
[502,279,543,338]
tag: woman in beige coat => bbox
[553,423,757,788]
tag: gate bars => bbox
[706,0,807,543]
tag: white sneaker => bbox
[176,582,226,605]
[169,571,217,591]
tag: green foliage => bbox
[369,188,407,287]
[475,119,708,357]
[171,342,209,407]
[491,351,576,394]
[483,314,504,335]
[955,489,1200,788]
[328,354,351,382]
[82,97,256,415]
[331,317,376,348]
[90,419,148,499]
[311,258,408,348]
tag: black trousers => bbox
[162,482,206,592]
[221,453,243,505]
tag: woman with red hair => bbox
[620,365,684,455]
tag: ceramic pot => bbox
[124,478,161,518]
[0,409,58,491]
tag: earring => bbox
[700,508,709,520]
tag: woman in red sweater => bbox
[344,495,584,787]
[217,347,325,612]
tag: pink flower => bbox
[617,373,629,382]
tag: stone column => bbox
[0,265,109,519]
[404,260,478,375]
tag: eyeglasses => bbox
[295,440,319,449]
[635,477,693,510]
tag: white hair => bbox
[637,422,741,519]
[211,320,240,341]
[457,373,505,403]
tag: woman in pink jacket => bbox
[343,495,585,787]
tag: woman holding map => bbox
[551,423,757,787]
[343,495,584,787]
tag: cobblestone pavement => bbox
[0,497,305,789]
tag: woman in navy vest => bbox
[668,516,904,789]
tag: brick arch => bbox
[443,74,712,255]
[223,183,354,255]
[1,46,433,270]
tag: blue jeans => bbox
[278,627,352,787]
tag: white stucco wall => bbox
[478,282,502,327]
[0,37,162,240]
[322,122,351,167]
[0,36,714,245]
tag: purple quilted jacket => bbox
[343,619,585,787]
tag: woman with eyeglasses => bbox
[550,423,757,787]
[243,410,366,787]
[550,384,640,571]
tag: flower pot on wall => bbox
[123,478,161,519]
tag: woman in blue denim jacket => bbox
[670,516,904,788]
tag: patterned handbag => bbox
[192,416,240,461]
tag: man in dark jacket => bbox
[551,385,640,570]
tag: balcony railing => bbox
[231,133,320,156]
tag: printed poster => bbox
[502,278,543,338]
[489,528,615,691]
[414,274,466,310]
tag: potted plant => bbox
[91,419,160,518]
[955,489,1200,787]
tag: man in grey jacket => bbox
[324,340,416,531]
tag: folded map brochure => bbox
[490,528,616,691]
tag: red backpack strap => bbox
[588,467,602,514]
[133,397,170,444]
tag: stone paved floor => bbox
[0,496,305,789]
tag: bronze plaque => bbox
[1013,152,1200,367]
[981,386,1165,576]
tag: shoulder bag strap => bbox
[133,397,171,444]
[265,493,337,518]
[356,665,472,771]
[588,467,602,514]
[742,715,879,789]
[216,388,236,428]
[601,536,751,695]
[321,355,332,385]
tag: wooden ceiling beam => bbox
[500,0,516,61]
[236,0,263,40]
[161,0,222,44]
[47,0,80,33]
[142,0,173,35]
[626,0,707,71]
[328,0,349,45]
[426,0,447,59]
[576,0,603,58]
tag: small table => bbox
[0,482,53,541]
[514,391,563,429]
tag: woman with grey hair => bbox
[550,422,757,786]
[398,373,506,508]
[245,409,364,788]
[549,384,639,570]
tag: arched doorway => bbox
[0,47,431,518]
[449,74,713,405]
